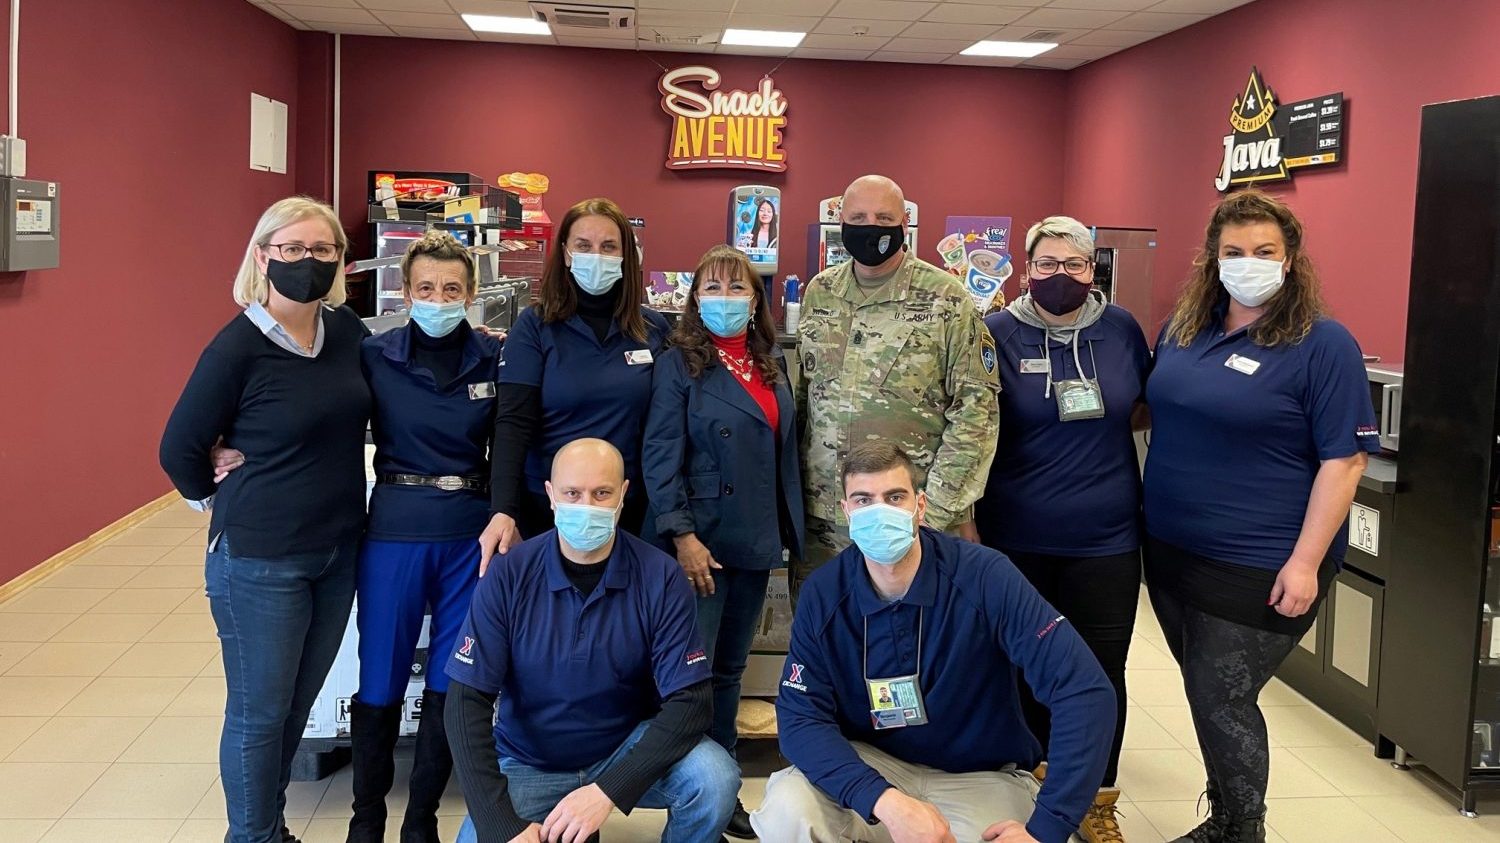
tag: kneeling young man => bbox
[446,438,739,843]
[754,442,1116,843]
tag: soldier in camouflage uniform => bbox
[794,175,1001,594]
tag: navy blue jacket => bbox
[362,323,503,542]
[642,345,804,569]
[777,528,1115,843]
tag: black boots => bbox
[400,689,454,843]
[1169,783,1266,843]
[347,701,403,843]
[724,797,755,839]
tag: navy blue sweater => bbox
[159,306,372,557]
[776,528,1116,843]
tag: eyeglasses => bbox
[265,242,342,262]
[1028,257,1093,276]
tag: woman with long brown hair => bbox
[1143,190,1379,843]
[477,198,668,570]
[643,245,804,838]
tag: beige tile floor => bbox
[1,507,1497,842]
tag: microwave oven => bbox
[1367,364,1403,453]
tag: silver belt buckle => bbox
[434,476,465,492]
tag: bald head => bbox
[840,175,906,226]
[547,438,627,509]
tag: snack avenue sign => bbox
[659,66,788,173]
[1214,67,1344,191]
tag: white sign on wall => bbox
[1349,503,1379,556]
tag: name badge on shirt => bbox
[625,349,654,366]
[1225,353,1261,375]
[1019,358,1050,374]
[468,382,496,400]
[866,675,929,730]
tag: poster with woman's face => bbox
[733,194,780,269]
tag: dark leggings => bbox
[1002,548,1139,787]
[1148,583,1299,821]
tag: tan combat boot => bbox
[1079,787,1126,843]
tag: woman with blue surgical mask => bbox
[479,198,669,573]
[642,245,804,838]
[1144,190,1379,843]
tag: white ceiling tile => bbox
[1009,6,1129,27]
[445,0,534,14]
[1147,0,1255,12]
[475,31,559,44]
[896,20,999,38]
[311,22,398,35]
[1042,0,1155,10]
[372,10,468,28]
[723,13,823,31]
[638,9,729,28]
[556,34,638,47]
[639,27,720,47]
[920,4,1032,25]
[273,0,361,7]
[870,51,955,64]
[792,47,878,60]
[638,40,719,52]
[827,0,939,22]
[390,25,480,39]
[714,43,796,56]
[356,0,453,11]
[1067,28,1161,46]
[942,53,1025,67]
[882,36,980,52]
[800,32,894,50]
[285,6,381,24]
[811,17,909,37]
[1113,10,1210,30]
[1020,56,1088,69]
[1039,43,1116,59]
[638,0,734,9]
[741,0,838,15]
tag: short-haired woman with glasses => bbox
[160,196,371,843]
[974,215,1150,843]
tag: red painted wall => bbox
[295,30,335,201]
[0,0,300,582]
[337,38,1069,288]
[1063,0,1500,361]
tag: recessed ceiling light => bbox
[721,28,805,48]
[960,40,1057,58]
[461,14,551,36]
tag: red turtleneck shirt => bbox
[710,333,779,431]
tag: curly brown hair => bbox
[537,198,648,342]
[670,245,782,384]
[1166,189,1325,348]
[399,228,476,294]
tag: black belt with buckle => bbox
[378,473,487,492]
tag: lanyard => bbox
[1040,337,1099,400]
[863,606,924,682]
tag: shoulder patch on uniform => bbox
[803,349,817,374]
[980,332,997,375]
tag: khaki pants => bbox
[751,742,1067,843]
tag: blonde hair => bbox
[233,196,350,307]
[1026,215,1094,259]
[400,229,477,294]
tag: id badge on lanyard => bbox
[865,608,931,730]
[1056,379,1105,421]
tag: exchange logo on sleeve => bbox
[782,662,808,693]
[453,636,476,666]
[685,648,707,667]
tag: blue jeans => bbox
[696,567,771,754]
[206,535,358,843]
[355,538,479,704]
[456,721,739,843]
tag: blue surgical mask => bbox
[408,299,468,337]
[553,502,618,552]
[698,296,752,337]
[570,251,624,296]
[847,503,916,565]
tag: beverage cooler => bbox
[1374,93,1500,815]
[806,195,918,279]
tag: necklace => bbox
[715,346,754,382]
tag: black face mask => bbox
[841,223,905,267]
[266,257,337,303]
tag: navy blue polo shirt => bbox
[444,528,709,772]
[362,324,502,542]
[499,307,670,495]
[976,305,1150,556]
[1143,316,1380,570]
[777,528,1115,843]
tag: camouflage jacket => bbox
[795,251,1001,529]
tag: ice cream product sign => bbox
[659,66,789,173]
[939,216,1013,313]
